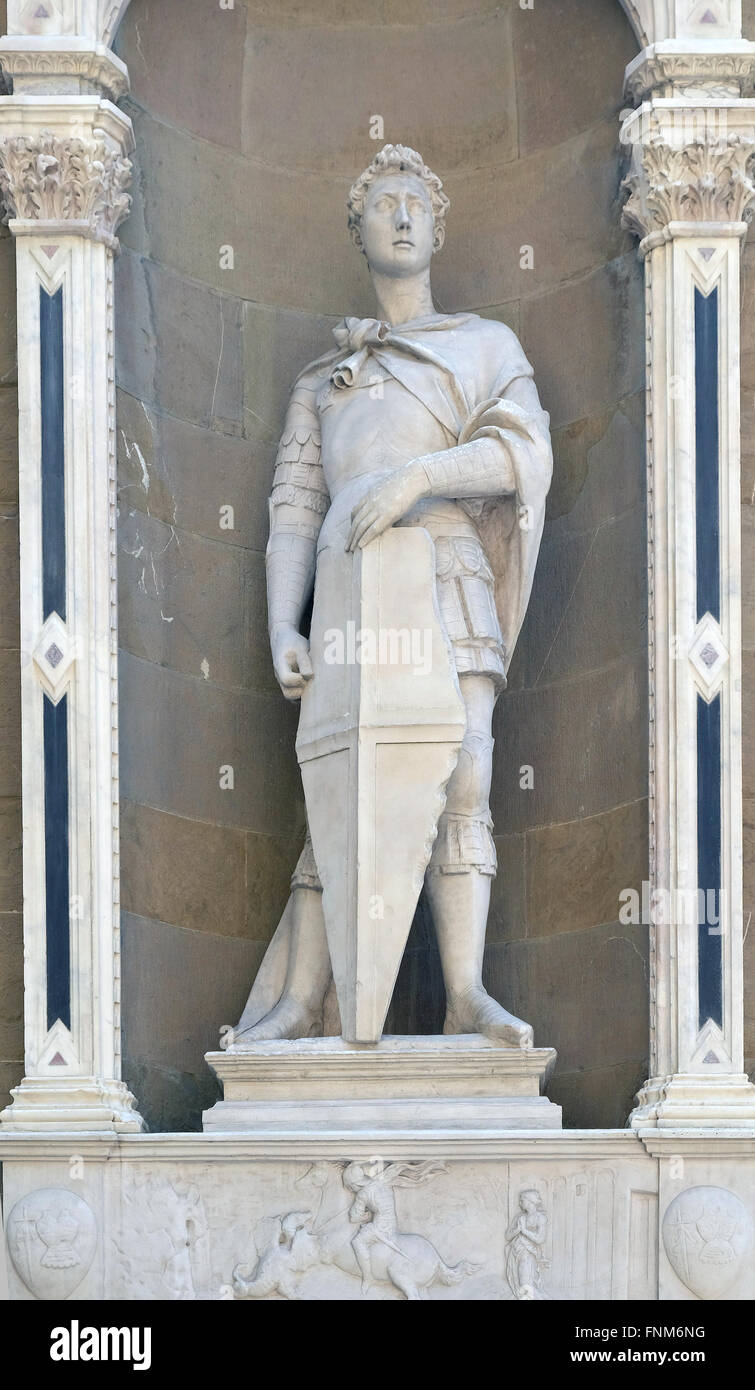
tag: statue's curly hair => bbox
[347,144,450,255]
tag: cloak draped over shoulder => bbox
[289,311,553,676]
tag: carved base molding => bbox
[630,1073,755,1130]
[1,1131,753,1300]
[204,1036,561,1134]
[0,1076,144,1132]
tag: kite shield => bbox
[296,527,466,1044]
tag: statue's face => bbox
[360,172,436,278]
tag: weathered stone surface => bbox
[483,921,649,1075]
[121,911,266,1076]
[114,251,243,433]
[743,502,755,653]
[492,656,648,833]
[118,651,301,837]
[119,109,631,320]
[116,389,271,554]
[547,397,645,535]
[0,909,23,1059]
[520,254,645,429]
[0,510,19,650]
[744,794,755,1067]
[437,122,633,313]
[525,507,647,688]
[243,301,340,446]
[512,0,636,157]
[526,799,648,939]
[241,12,517,174]
[487,832,526,945]
[118,510,276,695]
[0,798,21,913]
[744,650,755,801]
[245,829,301,946]
[548,1060,649,1131]
[120,800,246,940]
[0,1059,23,1120]
[0,387,18,506]
[245,0,505,21]
[115,0,246,152]
[0,649,21,801]
[0,233,17,388]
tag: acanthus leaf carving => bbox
[0,128,131,247]
[622,134,755,239]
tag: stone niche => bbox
[110,0,650,1134]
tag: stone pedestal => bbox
[204,1037,561,1135]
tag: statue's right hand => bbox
[270,624,313,701]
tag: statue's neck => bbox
[369,267,436,328]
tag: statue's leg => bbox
[238,886,331,1042]
[425,673,534,1049]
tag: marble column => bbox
[620,25,755,1127]
[0,1,141,1129]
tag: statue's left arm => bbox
[347,357,552,551]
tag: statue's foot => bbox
[233,995,323,1044]
[444,985,534,1050]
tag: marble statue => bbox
[229,143,552,1047]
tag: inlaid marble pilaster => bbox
[0,7,141,1129]
[621,91,755,1128]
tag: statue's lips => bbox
[393,240,414,248]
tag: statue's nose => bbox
[395,200,411,230]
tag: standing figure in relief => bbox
[230,144,553,1047]
[505,1188,549,1301]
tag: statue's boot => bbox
[425,866,534,1050]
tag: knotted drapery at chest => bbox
[328,314,475,438]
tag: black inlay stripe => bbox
[40,286,66,621]
[44,693,70,1031]
[697,693,722,1030]
[694,287,720,623]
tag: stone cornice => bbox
[0,98,133,247]
[626,41,755,101]
[0,37,129,101]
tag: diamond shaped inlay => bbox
[33,613,74,703]
[689,613,729,701]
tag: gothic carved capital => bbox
[622,133,755,239]
[0,128,131,247]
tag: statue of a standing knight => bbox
[226,145,553,1049]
